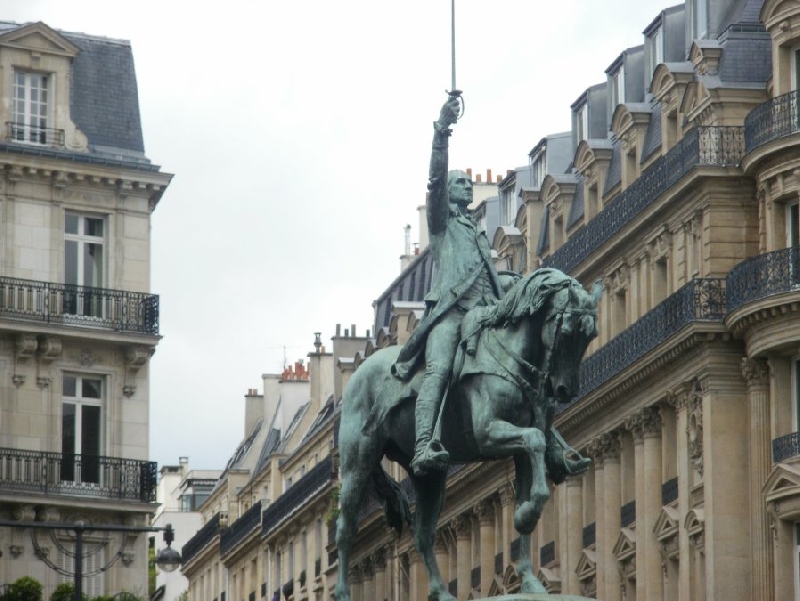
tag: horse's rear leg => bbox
[334,440,375,601]
[513,454,547,595]
[410,471,456,601]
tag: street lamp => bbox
[154,523,181,573]
[0,519,182,600]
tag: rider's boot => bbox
[411,397,449,476]
[545,427,591,485]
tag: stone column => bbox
[625,411,646,601]
[454,513,472,601]
[742,357,774,601]
[477,499,496,596]
[349,565,362,601]
[672,385,693,601]
[642,406,664,601]
[565,476,583,594]
[498,483,515,570]
[587,437,606,599]
[601,432,622,601]
[408,548,428,601]
[771,512,793,601]
[434,530,449,585]
[373,547,387,601]
[361,556,375,601]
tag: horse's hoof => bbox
[513,501,540,535]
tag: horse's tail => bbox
[371,465,411,536]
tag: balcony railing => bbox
[543,126,745,274]
[570,278,725,404]
[727,247,800,313]
[0,276,159,335]
[0,447,155,502]
[6,122,65,147]
[262,456,333,536]
[181,513,220,565]
[182,512,222,565]
[220,500,262,557]
[745,90,800,154]
[773,432,800,463]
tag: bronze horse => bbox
[334,268,601,600]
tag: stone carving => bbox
[333,96,601,601]
[687,393,704,476]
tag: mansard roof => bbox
[641,102,663,161]
[0,21,150,166]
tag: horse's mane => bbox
[485,268,576,326]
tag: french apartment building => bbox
[182,0,800,600]
[0,21,171,596]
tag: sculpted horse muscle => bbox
[333,268,601,601]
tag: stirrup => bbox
[411,439,450,476]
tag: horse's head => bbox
[539,278,601,402]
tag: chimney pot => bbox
[487,169,492,182]
[466,168,472,178]
[351,324,356,337]
[476,173,482,183]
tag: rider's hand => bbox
[436,97,460,129]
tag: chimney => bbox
[244,387,264,437]
[418,204,429,251]
[466,168,472,178]
[487,169,492,183]
[476,173,482,183]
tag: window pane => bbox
[65,214,79,235]
[83,243,103,288]
[81,378,102,399]
[85,218,103,237]
[62,403,76,456]
[63,375,77,397]
[65,240,78,286]
[81,406,101,456]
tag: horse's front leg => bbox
[473,418,549,534]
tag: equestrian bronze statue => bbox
[333,98,601,601]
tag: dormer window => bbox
[610,66,625,111]
[648,26,664,77]
[692,0,708,40]
[575,104,589,144]
[532,152,546,188]
[11,71,55,145]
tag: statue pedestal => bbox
[484,593,597,601]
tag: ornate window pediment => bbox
[0,22,80,57]
[536,565,561,594]
[651,63,695,109]
[680,81,713,126]
[654,505,680,561]
[576,548,597,597]
[501,564,520,594]
[684,508,705,552]
[612,527,637,581]
[762,0,800,40]
[375,327,392,349]
[764,461,800,520]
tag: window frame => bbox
[12,70,52,145]
[61,373,105,486]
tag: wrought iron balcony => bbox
[727,247,800,313]
[220,500,262,557]
[0,447,155,502]
[543,126,745,274]
[262,456,333,536]
[573,278,726,403]
[182,512,222,565]
[5,122,65,146]
[744,90,800,154]
[0,276,159,335]
[773,431,800,463]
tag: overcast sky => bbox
[5,0,672,471]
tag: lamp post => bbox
[0,520,181,600]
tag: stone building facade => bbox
[182,1,800,600]
[0,21,171,597]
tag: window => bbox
[793,47,800,92]
[610,66,625,111]
[64,213,105,317]
[12,71,50,145]
[503,188,516,226]
[61,374,103,485]
[692,0,708,39]
[649,27,664,78]
[59,542,104,597]
[575,104,589,143]
[532,154,546,189]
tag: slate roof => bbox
[0,21,152,168]
[603,139,622,196]
[717,33,772,83]
[641,102,662,162]
[566,176,585,230]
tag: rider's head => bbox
[448,170,473,208]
